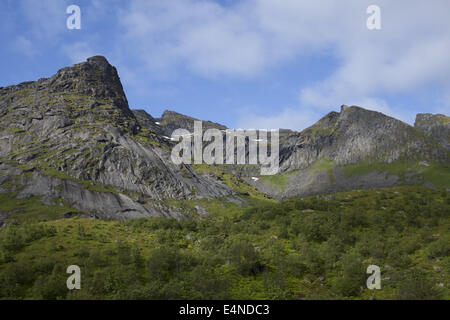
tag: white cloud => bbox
[13,0,444,128]
[117,0,450,125]
[119,1,268,77]
[119,0,362,77]
[294,0,450,122]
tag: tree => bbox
[395,269,441,300]
[223,236,262,276]
[334,253,365,297]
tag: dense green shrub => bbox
[0,187,448,299]
[394,269,442,300]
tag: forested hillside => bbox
[1,186,448,300]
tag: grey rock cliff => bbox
[0,56,235,220]
[252,105,449,198]
[415,113,450,151]
[279,105,447,172]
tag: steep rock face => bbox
[252,106,449,198]
[415,113,450,151]
[279,105,447,172]
[0,56,137,138]
[132,109,164,136]
[0,56,234,220]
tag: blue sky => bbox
[1,0,449,130]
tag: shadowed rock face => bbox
[132,109,164,136]
[278,105,448,172]
[0,56,235,220]
[250,105,449,199]
[415,113,450,151]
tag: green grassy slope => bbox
[259,159,450,192]
[0,186,448,300]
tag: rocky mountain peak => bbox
[415,113,450,150]
[338,105,390,122]
[0,56,138,134]
[415,113,450,126]
[155,110,227,136]
[161,110,183,118]
[53,56,132,118]
[0,57,237,220]
[86,55,112,69]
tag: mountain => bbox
[156,110,227,136]
[252,105,449,198]
[0,56,236,222]
[0,56,449,224]
[132,109,165,136]
[415,113,450,151]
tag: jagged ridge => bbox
[0,56,449,222]
[0,56,236,221]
